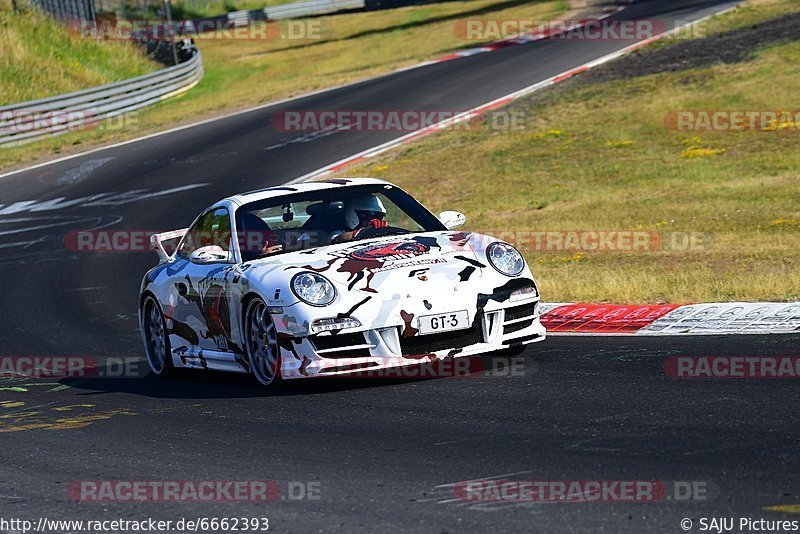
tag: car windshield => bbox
[235,183,446,261]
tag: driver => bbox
[331,195,388,243]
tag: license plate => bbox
[418,310,470,335]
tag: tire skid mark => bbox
[0,384,135,433]
[0,405,136,433]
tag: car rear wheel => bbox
[142,296,175,378]
[244,297,281,386]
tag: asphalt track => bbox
[2,0,797,532]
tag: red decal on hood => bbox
[349,241,430,262]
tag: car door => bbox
[168,207,240,363]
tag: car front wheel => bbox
[244,297,281,387]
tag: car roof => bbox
[223,177,394,207]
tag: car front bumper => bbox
[278,295,546,380]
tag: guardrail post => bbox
[163,0,179,66]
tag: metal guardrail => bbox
[223,0,364,27]
[16,0,96,24]
[143,0,365,37]
[0,45,203,147]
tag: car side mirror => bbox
[438,210,466,230]
[190,246,230,264]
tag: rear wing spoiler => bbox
[151,229,188,263]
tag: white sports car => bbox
[139,178,545,386]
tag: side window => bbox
[178,208,232,258]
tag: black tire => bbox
[244,297,282,387]
[142,296,175,378]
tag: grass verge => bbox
[0,0,160,103]
[168,0,300,19]
[108,0,303,21]
[334,0,800,304]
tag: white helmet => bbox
[344,195,387,230]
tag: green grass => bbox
[110,0,301,21]
[170,0,299,19]
[707,0,800,30]
[333,0,800,304]
[0,0,566,170]
[0,1,160,103]
[651,0,800,49]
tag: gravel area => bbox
[582,11,800,83]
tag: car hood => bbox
[243,230,489,295]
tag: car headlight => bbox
[486,242,525,276]
[291,272,336,306]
